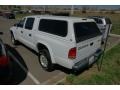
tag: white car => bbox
[88,16,112,41]
[10,15,103,72]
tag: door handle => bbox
[29,34,32,37]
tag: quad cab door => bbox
[21,17,36,50]
[14,18,26,42]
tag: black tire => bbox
[11,33,18,45]
[38,49,54,72]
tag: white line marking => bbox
[41,72,65,84]
[8,51,40,85]
[54,78,65,85]
[27,72,40,85]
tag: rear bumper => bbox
[72,49,103,71]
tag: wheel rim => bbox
[40,55,48,68]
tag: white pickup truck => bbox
[10,15,103,72]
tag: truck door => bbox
[22,17,36,50]
[14,18,26,42]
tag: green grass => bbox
[63,43,120,85]
[111,23,120,35]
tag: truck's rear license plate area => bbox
[89,55,95,65]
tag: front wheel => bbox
[38,49,54,72]
[11,34,18,45]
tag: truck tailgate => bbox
[75,36,102,63]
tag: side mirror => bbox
[0,32,3,35]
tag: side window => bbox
[38,19,67,37]
[25,18,35,30]
[18,18,26,28]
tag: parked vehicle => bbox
[0,32,12,78]
[88,16,112,41]
[3,12,15,19]
[10,15,103,72]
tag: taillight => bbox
[0,55,9,67]
[68,47,76,59]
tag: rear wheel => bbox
[38,49,54,72]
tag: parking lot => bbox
[0,16,68,84]
[0,16,120,85]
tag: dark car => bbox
[0,32,12,81]
[0,32,28,84]
[3,12,15,19]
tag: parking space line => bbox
[8,51,41,85]
[27,72,40,85]
[41,72,65,85]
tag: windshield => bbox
[74,22,102,43]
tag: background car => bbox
[3,12,15,19]
[88,16,112,41]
